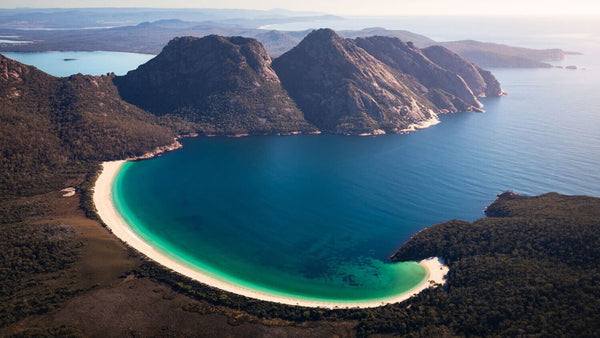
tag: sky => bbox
[1,0,600,16]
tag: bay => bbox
[113,49,600,302]
[5,17,599,303]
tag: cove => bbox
[109,50,600,304]
[111,140,432,303]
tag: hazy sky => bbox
[2,0,600,16]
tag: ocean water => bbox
[113,33,600,302]
[1,51,154,77]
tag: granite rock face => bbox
[114,35,316,135]
[422,45,504,97]
[272,29,439,135]
[355,36,482,112]
[114,31,505,136]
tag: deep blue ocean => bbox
[6,16,599,303]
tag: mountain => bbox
[0,19,569,68]
[354,36,483,112]
[272,29,439,135]
[422,45,504,97]
[0,54,175,196]
[114,35,316,136]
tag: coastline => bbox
[93,160,449,309]
[399,114,441,133]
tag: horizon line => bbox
[1,7,600,17]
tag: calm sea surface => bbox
[2,51,154,77]
[8,17,600,302]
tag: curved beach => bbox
[93,160,449,309]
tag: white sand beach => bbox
[93,160,449,309]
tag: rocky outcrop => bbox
[114,35,316,136]
[272,29,438,135]
[422,45,504,97]
[355,36,482,112]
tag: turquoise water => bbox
[112,140,432,302]
[1,51,154,77]
[112,57,600,301]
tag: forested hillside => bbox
[0,55,175,196]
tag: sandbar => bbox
[93,160,449,309]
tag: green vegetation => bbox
[161,84,317,136]
[0,55,175,197]
[0,219,82,327]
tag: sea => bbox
[5,16,599,304]
[2,51,154,77]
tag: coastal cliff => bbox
[355,36,483,112]
[422,45,504,97]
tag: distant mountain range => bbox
[0,8,339,30]
[0,14,569,68]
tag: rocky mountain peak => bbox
[272,30,438,135]
[1,54,34,83]
[355,36,483,111]
[155,35,278,83]
[114,35,315,135]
